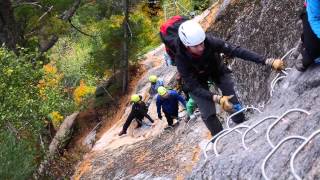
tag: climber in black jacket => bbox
[175,20,285,136]
[119,94,154,136]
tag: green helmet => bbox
[131,94,140,103]
[157,86,167,96]
[148,75,158,83]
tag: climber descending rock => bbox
[156,86,187,129]
[119,94,154,136]
[174,20,285,136]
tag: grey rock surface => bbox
[189,0,320,179]
[189,66,320,180]
[75,0,320,179]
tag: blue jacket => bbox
[149,80,164,96]
[156,90,186,116]
[306,0,320,38]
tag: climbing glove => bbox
[265,58,285,71]
[213,95,234,112]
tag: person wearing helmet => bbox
[147,75,164,105]
[295,0,320,71]
[156,86,186,128]
[119,94,154,136]
[175,20,285,136]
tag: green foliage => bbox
[0,48,43,178]
[2,0,212,177]
[87,5,161,77]
[162,0,211,18]
[130,7,161,57]
[0,130,37,180]
[86,15,123,77]
[41,0,75,12]
[0,48,43,131]
[50,37,97,86]
[192,0,210,12]
[0,47,77,178]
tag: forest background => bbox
[0,0,210,178]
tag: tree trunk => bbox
[0,0,23,53]
[121,0,129,94]
[39,0,81,52]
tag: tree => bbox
[122,0,129,93]
[0,0,23,53]
[0,0,83,54]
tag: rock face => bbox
[189,0,320,179]
[189,66,320,180]
[75,0,320,179]
[210,0,304,106]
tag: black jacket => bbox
[128,101,149,120]
[175,34,266,99]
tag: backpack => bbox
[160,15,189,65]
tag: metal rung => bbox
[270,75,287,97]
[226,106,262,129]
[290,129,320,180]
[266,109,310,148]
[281,48,296,60]
[261,136,306,180]
[204,129,230,160]
[213,125,250,156]
[242,116,278,150]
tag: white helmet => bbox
[178,20,205,47]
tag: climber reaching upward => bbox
[119,94,154,136]
[175,20,285,136]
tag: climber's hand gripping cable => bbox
[265,58,285,71]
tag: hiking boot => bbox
[164,125,174,130]
[295,54,307,72]
[118,130,127,136]
[135,123,142,129]
[295,61,307,72]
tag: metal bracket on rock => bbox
[226,105,263,129]
[262,136,307,180]
[270,46,295,97]
[213,125,251,156]
[242,116,278,150]
[270,68,292,97]
[290,129,320,180]
[266,109,310,148]
[204,129,230,160]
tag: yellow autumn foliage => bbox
[49,111,64,130]
[73,80,96,106]
[38,63,64,99]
